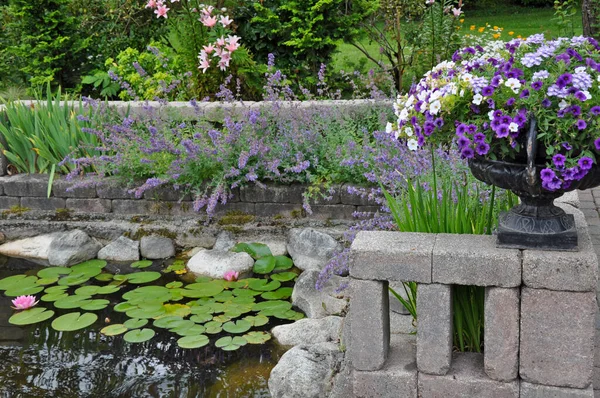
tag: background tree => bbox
[582,0,600,39]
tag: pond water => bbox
[0,255,293,398]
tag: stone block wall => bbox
[348,203,597,397]
[0,174,379,220]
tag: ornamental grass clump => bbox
[391,34,600,192]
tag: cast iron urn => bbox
[468,119,600,251]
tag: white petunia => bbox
[386,122,393,134]
[472,93,483,105]
[558,100,568,110]
[459,89,465,97]
[404,127,414,137]
[407,138,419,151]
[582,90,592,100]
[488,110,495,120]
[429,100,441,115]
[505,78,521,94]
[509,122,519,132]
[399,108,409,121]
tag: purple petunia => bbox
[482,86,495,96]
[556,73,573,88]
[457,135,471,148]
[590,106,600,115]
[506,97,516,106]
[594,137,600,151]
[460,147,475,159]
[562,142,572,151]
[578,156,594,170]
[540,168,556,182]
[541,98,552,107]
[496,124,510,138]
[476,142,490,155]
[576,119,587,130]
[456,124,468,134]
[552,153,566,168]
[531,80,543,90]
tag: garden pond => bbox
[0,244,301,397]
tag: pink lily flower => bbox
[203,44,216,55]
[145,0,158,8]
[202,15,218,28]
[11,295,39,310]
[201,5,214,16]
[223,270,239,281]
[198,59,210,73]
[155,4,169,18]
[219,15,233,27]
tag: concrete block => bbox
[418,353,519,398]
[350,279,389,371]
[520,288,596,389]
[151,201,196,216]
[52,177,97,198]
[433,234,521,287]
[582,208,599,219]
[355,205,381,215]
[350,231,435,283]
[20,197,65,211]
[309,204,356,220]
[353,334,417,398]
[253,203,302,218]
[3,174,49,197]
[310,185,341,205]
[521,382,594,397]
[66,198,111,213]
[111,199,152,214]
[417,283,452,375]
[340,184,378,206]
[0,180,4,195]
[523,207,598,292]
[484,287,519,382]
[557,190,581,209]
[96,179,139,199]
[143,185,191,201]
[213,202,256,216]
[240,183,304,203]
[0,197,19,209]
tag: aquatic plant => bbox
[11,295,38,310]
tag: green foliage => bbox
[553,0,578,37]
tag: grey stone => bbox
[355,205,381,215]
[140,236,175,259]
[433,234,521,287]
[484,287,519,382]
[0,178,4,195]
[96,179,138,199]
[418,353,519,398]
[66,198,111,213]
[271,316,343,346]
[390,312,416,334]
[417,283,453,375]
[213,202,256,215]
[556,190,581,209]
[0,232,60,265]
[0,197,19,209]
[329,359,353,398]
[47,230,102,266]
[213,231,236,251]
[21,197,66,211]
[268,342,343,398]
[111,199,152,214]
[187,250,254,279]
[175,232,216,249]
[520,287,596,389]
[291,270,348,319]
[52,177,97,198]
[241,183,305,203]
[310,185,341,205]
[254,203,303,218]
[340,184,378,206]
[389,281,410,315]
[521,382,594,397]
[308,205,357,220]
[350,279,389,371]
[287,228,342,271]
[353,334,417,398]
[261,239,287,256]
[0,232,4,244]
[2,174,48,197]
[97,236,140,262]
[0,154,6,177]
[350,231,434,283]
[143,185,190,201]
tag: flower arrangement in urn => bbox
[391,34,600,249]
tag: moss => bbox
[222,225,243,234]
[129,215,152,224]
[2,205,31,216]
[273,214,284,220]
[131,227,177,240]
[290,209,304,219]
[217,210,255,226]
[52,208,72,221]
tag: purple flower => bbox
[496,124,510,138]
[541,98,552,107]
[482,86,494,96]
[590,106,600,115]
[457,135,471,148]
[556,73,573,88]
[506,97,516,106]
[519,89,530,98]
[594,137,600,151]
[434,118,444,128]
[473,133,486,143]
[491,118,503,130]
[578,156,594,170]
[552,153,566,168]
[563,167,578,180]
[531,80,543,90]
[576,119,587,130]
[569,105,582,116]
[456,123,467,134]
[542,176,562,191]
[574,91,588,101]
[540,168,556,182]
[460,147,475,159]
[467,124,477,134]
[476,142,490,156]
[562,142,572,151]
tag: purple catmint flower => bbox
[578,156,593,170]
[576,119,587,130]
[552,153,566,168]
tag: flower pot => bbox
[468,119,600,251]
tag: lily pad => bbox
[164,261,186,273]
[213,291,234,302]
[75,286,102,296]
[51,312,98,331]
[252,300,292,312]
[41,292,68,302]
[261,287,293,300]
[4,284,44,297]
[125,306,166,319]
[94,273,113,282]
[124,318,148,329]
[191,305,215,315]
[0,274,35,290]
[71,259,107,269]
[273,255,294,271]
[215,336,247,351]
[153,316,184,329]
[161,303,191,318]
[204,321,223,334]
[168,320,195,333]
[231,242,272,259]
[182,281,224,298]
[44,285,68,294]
[35,277,59,286]
[243,314,269,327]
[270,272,298,282]
[114,302,138,313]
[9,307,55,326]
[174,324,206,336]
[166,281,183,289]
[231,296,256,305]
[125,271,161,284]
[253,255,276,274]
[97,285,120,294]
[232,288,262,297]
[275,310,305,320]
[248,279,281,292]
[194,276,213,283]
[80,299,110,311]
[123,328,155,343]
[130,260,153,269]
[53,295,92,309]
[190,313,213,323]
[100,324,128,336]
[177,334,209,349]
[243,331,271,344]
[222,319,252,334]
[37,267,72,279]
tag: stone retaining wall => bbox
[0,174,379,220]
[348,203,598,397]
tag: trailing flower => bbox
[391,34,600,191]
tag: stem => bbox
[486,184,496,235]
[431,146,438,232]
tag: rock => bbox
[292,270,348,318]
[268,342,343,398]
[97,236,140,262]
[0,232,5,245]
[184,247,204,258]
[0,233,61,265]
[47,230,102,266]
[140,236,175,259]
[213,231,236,251]
[187,250,254,279]
[261,240,287,256]
[272,316,343,346]
[287,228,342,271]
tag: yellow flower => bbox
[460,19,464,23]
[517,35,523,39]
[508,31,514,35]
[493,25,499,30]
[175,269,187,275]
[470,25,476,31]
[493,33,501,39]
[478,27,485,33]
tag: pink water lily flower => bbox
[11,295,38,310]
[224,270,239,281]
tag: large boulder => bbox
[268,342,343,398]
[272,316,343,346]
[97,236,139,262]
[287,228,342,271]
[187,250,254,279]
[0,233,61,265]
[140,236,175,259]
[47,230,102,266]
[292,270,348,319]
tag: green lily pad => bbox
[9,307,54,326]
[232,288,262,297]
[261,287,294,300]
[213,290,234,302]
[248,279,281,292]
[80,299,110,311]
[125,306,166,319]
[94,273,113,282]
[190,305,214,315]
[206,302,226,313]
[0,274,34,290]
[164,262,186,273]
[4,284,44,297]
[168,320,195,333]
[215,336,247,351]
[222,319,252,334]
[122,286,171,304]
[58,266,102,286]
[275,309,305,320]
[125,271,161,284]
[51,312,98,331]
[270,272,298,282]
[100,324,128,336]
[75,286,102,296]
[252,300,292,312]
[113,275,128,282]
[37,267,72,279]
[177,334,209,349]
[97,285,120,294]
[213,314,232,323]
[166,281,183,289]
[35,277,59,286]
[190,313,213,323]
[41,292,68,302]
[123,328,155,343]
[54,295,92,309]
[194,276,213,283]
[204,321,223,334]
[153,316,184,329]
[231,295,256,305]
[182,281,224,298]
[124,318,148,329]
[44,285,68,294]
[273,255,294,270]
[114,302,138,313]
[231,242,272,259]
[131,260,153,269]
[223,280,247,289]
[72,259,107,269]
[243,331,271,344]
[243,314,269,327]
[174,324,206,336]
[253,255,276,274]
